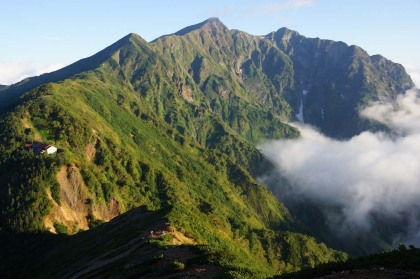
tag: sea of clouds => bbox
[0,62,64,85]
[260,88,420,245]
[406,65,420,89]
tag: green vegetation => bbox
[171,259,185,271]
[86,213,104,229]
[53,222,68,234]
[0,109,60,232]
[279,245,420,278]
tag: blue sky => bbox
[1,0,419,86]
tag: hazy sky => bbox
[1,0,419,85]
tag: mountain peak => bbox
[273,27,300,37]
[264,27,301,44]
[204,17,222,24]
[173,17,228,36]
[120,32,147,45]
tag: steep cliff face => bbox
[269,28,414,137]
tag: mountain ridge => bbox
[1,19,413,125]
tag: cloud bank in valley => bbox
[260,90,420,244]
[406,64,420,89]
[0,62,65,85]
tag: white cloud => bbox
[405,64,420,89]
[259,90,420,245]
[361,90,420,134]
[0,62,65,85]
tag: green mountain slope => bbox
[152,18,298,138]
[0,18,413,277]
[152,18,413,138]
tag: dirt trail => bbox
[149,223,196,245]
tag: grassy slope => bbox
[151,19,296,142]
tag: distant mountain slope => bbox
[267,27,413,137]
[152,18,413,138]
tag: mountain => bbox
[267,28,413,138]
[0,18,413,277]
[1,18,413,138]
[151,17,413,138]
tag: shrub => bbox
[171,259,185,271]
[53,222,69,234]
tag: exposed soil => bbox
[85,142,96,162]
[44,165,119,234]
[182,85,195,103]
[45,165,90,232]
[149,223,196,246]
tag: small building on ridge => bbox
[25,143,58,154]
